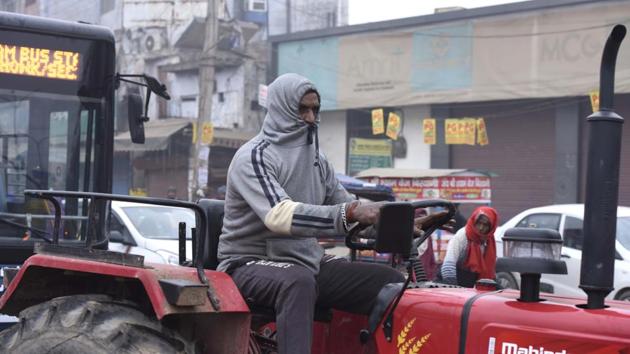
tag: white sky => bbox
[348,0,530,25]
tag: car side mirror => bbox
[125,92,146,144]
[109,230,136,246]
[374,202,414,256]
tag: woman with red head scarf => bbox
[440,206,499,287]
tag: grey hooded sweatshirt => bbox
[217,73,354,274]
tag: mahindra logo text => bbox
[501,341,566,354]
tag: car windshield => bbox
[122,206,195,240]
[617,217,630,252]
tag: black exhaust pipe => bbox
[580,25,626,309]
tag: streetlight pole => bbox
[192,0,218,200]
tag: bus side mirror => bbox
[126,92,146,144]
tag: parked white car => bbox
[108,201,196,264]
[495,204,630,301]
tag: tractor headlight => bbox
[498,228,567,303]
[502,228,562,260]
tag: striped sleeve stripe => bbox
[293,214,334,224]
[292,223,336,230]
[251,141,276,207]
[258,141,281,204]
[291,214,334,229]
[441,263,457,278]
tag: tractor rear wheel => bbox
[0,294,195,354]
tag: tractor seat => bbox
[197,198,333,323]
[197,198,224,270]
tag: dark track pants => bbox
[229,258,404,354]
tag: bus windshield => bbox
[0,27,114,247]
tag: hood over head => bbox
[262,73,321,146]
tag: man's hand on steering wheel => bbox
[347,202,455,236]
[414,211,454,236]
[346,201,386,226]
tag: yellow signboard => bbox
[422,118,436,145]
[129,188,147,197]
[371,108,385,135]
[386,112,402,140]
[0,44,80,81]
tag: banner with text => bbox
[365,175,491,202]
[348,138,392,175]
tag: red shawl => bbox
[464,206,499,280]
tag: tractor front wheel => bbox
[0,294,195,354]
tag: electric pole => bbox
[192,0,218,200]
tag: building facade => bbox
[270,0,630,219]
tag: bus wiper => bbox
[0,217,52,243]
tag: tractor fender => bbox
[0,254,249,319]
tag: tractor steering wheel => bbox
[410,200,456,249]
[345,200,456,252]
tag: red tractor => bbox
[0,12,629,354]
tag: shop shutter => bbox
[448,100,555,220]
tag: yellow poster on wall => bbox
[589,90,600,113]
[386,112,402,140]
[445,119,460,144]
[192,122,215,145]
[445,118,477,145]
[463,118,476,145]
[371,108,385,135]
[201,122,214,145]
[423,118,436,145]
[477,118,489,146]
